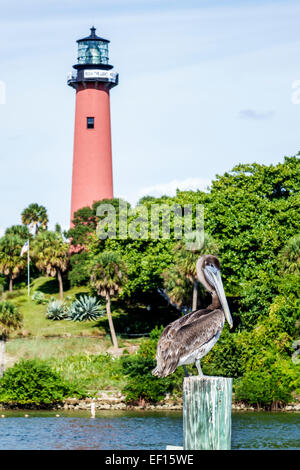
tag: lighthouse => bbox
[68,27,118,223]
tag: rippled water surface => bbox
[0,410,299,450]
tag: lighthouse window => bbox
[87,117,94,129]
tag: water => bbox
[0,410,299,450]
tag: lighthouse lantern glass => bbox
[78,40,109,65]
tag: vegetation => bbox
[0,301,23,376]
[163,234,219,310]
[46,300,68,321]
[0,359,83,406]
[0,156,298,408]
[32,231,69,300]
[0,234,27,291]
[90,251,128,349]
[121,327,185,403]
[68,295,105,322]
[32,290,48,305]
[21,203,48,235]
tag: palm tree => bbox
[90,251,127,349]
[0,301,23,376]
[0,234,27,291]
[279,235,300,274]
[163,234,219,311]
[32,231,69,300]
[162,264,192,310]
[5,225,30,240]
[21,203,48,235]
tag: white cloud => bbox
[122,177,211,205]
[238,109,275,120]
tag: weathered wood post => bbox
[183,376,232,450]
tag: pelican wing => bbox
[153,309,223,377]
[158,308,211,342]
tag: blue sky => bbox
[0,0,300,232]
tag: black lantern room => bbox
[68,26,118,88]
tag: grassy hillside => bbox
[2,276,174,395]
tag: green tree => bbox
[67,198,130,246]
[90,251,127,349]
[173,156,300,293]
[21,203,48,235]
[279,234,300,275]
[163,234,219,310]
[0,234,27,291]
[32,231,69,300]
[0,301,23,376]
[5,225,30,240]
[68,251,90,286]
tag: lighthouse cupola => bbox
[77,26,110,68]
[68,26,118,88]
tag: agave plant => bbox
[68,295,105,322]
[46,300,68,320]
[32,291,47,305]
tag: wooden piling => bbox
[183,376,232,450]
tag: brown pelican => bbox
[152,255,233,377]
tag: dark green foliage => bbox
[202,327,243,378]
[122,355,175,403]
[234,363,299,408]
[0,360,84,405]
[238,272,279,330]
[201,157,300,291]
[68,251,90,286]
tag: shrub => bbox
[202,327,243,378]
[0,359,84,405]
[32,290,48,305]
[234,360,300,408]
[46,300,68,320]
[68,295,105,322]
[4,290,23,300]
[121,355,175,403]
[121,326,185,403]
[0,301,23,338]
[68,251,90,287]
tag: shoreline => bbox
[1,395,300,412]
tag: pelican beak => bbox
[204,265,233,329]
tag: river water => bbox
[0,410,299,450]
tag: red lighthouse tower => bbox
[68,27,118,223]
